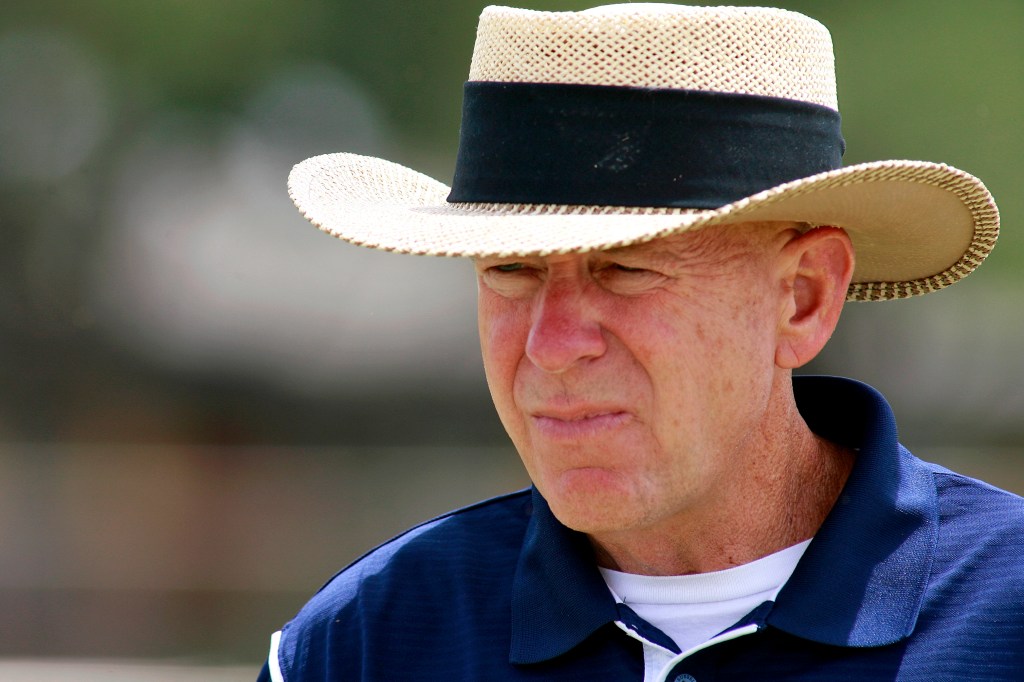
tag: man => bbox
[261,4,1021,680]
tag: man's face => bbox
[474,222,796,537]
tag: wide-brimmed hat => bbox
[288,4,998,301]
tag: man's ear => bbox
[774,226,855,369]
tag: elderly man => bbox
[260,4,1021,681]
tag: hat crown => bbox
[469,4,838,110]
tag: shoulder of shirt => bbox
[343,486,532,573]
[925,459,1024,508]
[272,489,535,679]
[922,457,1024,545]
[290,487,533,617]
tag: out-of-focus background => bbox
[1,0,1022,678]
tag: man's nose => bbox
[525,277,607,373]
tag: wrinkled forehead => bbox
[607,220,807,256]
[473,220,807,265]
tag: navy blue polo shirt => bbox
[260,377,1024,680]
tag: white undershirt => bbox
[600,539,811,678]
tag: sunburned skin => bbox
[474,221,856,576]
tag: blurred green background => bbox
[0,0,1022,674]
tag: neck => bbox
[588,377,854,576]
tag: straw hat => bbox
[288,4,998,301]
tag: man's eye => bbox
[594,262,664,293]
[611,264,645,273]
[601,262,648,275]
[493,263,526,273]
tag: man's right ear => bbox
[773,226,855,370]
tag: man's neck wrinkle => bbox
[589,395,854,577]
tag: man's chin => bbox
[542,475,653,535]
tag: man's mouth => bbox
[530,409,631,439]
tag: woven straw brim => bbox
[288,153,998,302]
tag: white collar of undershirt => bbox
[599,538,812,605]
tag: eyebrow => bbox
[599,238,688,265]
[601,227,756,271]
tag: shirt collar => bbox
[767,376,938,647]
[509,375,939,663]
[509,487,619,664]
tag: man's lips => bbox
[529,408,632,439]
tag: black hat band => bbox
[448,81,845,208]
